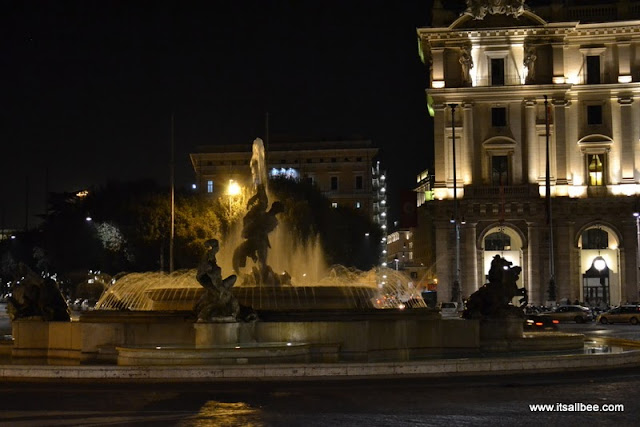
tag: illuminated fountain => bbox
[96,137,422,313]
[8,138,583,367]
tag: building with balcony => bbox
[190,139,379,220]
[418,0,640,306]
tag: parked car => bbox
[597,305,640,324]
[524,314,559,331]
[438,302,459,318]
[540,305,593,323]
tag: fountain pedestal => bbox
[194,319,255,346]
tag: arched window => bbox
[581,228,608,249]
[485,232,511,251]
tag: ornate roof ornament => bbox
[464,0,526,20]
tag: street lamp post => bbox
[449,103,461,305]
[634,212,640,294]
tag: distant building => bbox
[419,0,640,306]
[371,161,389,265]
[190,139,379,220]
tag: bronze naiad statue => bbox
[6,263,70,321]
[462,255,527,319]
[195,239,256,321]
[232,183,288,286]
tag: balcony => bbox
[472,73,523,87]
[463,184,540,200]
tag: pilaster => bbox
[524,99,538,183]
[462,102,474,185]
[552,98,569,185]
[618,95,634,181]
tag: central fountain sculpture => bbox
[231,139,289,287]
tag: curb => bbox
[2,350,640,382]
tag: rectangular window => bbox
[331,176,338,190]
[355,201,361,209]
[587,105,602,125]
[331,202,338,208]
[587,153,605,186]
[491,58,505,86]
[586,55,601,84]
[491,107,507,127]
[207,180,214,193]
[355,175,363,190]
[491,156,509,186]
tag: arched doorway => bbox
[481,224,525,304]
[578,225,620,308]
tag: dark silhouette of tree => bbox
[269,177,382,270]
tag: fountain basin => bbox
[117,342,312,366]
[144,285,380,311]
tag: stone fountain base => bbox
[10,309,488,365]
[9,310,586,366]
[145,285,380,311]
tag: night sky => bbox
[2,1,435,230]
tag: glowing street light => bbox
[226,179,242,216]
[593,256,607,272]
[227,180,241,196]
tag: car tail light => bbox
[552,320,559,324]
[535,322,543,326]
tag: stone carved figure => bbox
[523,42,537,84]
[462,255,527,319]
[6,263,70,321]
[459,45,473,86]
[465,0,525,20]
[195,239,241,321]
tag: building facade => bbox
[418,0,640,306]
[190,139,379,220]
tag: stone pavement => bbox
[2,344,639,382]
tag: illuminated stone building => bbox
[418,0,640,306]
[190,139,379,219]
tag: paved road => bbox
[559,321,640,343]
[0,369,637,426]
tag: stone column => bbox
[433,104,447,190]
[512,102,523,184]
[527,221,544,304]
[555,220,574,302]
[618,96,634,181]
[552,99,569,185]
[618,42,631,80]
[462,102,475,185]
[435,220,452,303]
[524,99,538,183]
[461,221,478,298]
[622,218,638,303]
[431,48,445,83]
[552,43,565,82]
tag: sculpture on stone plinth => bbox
[459,45,474,87]
[462,255,527,319]
[195,239,249,321]
[523,42,537,84]
[6,263,70,321]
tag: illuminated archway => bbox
[480,223,525,303]
[576,222,621,307]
